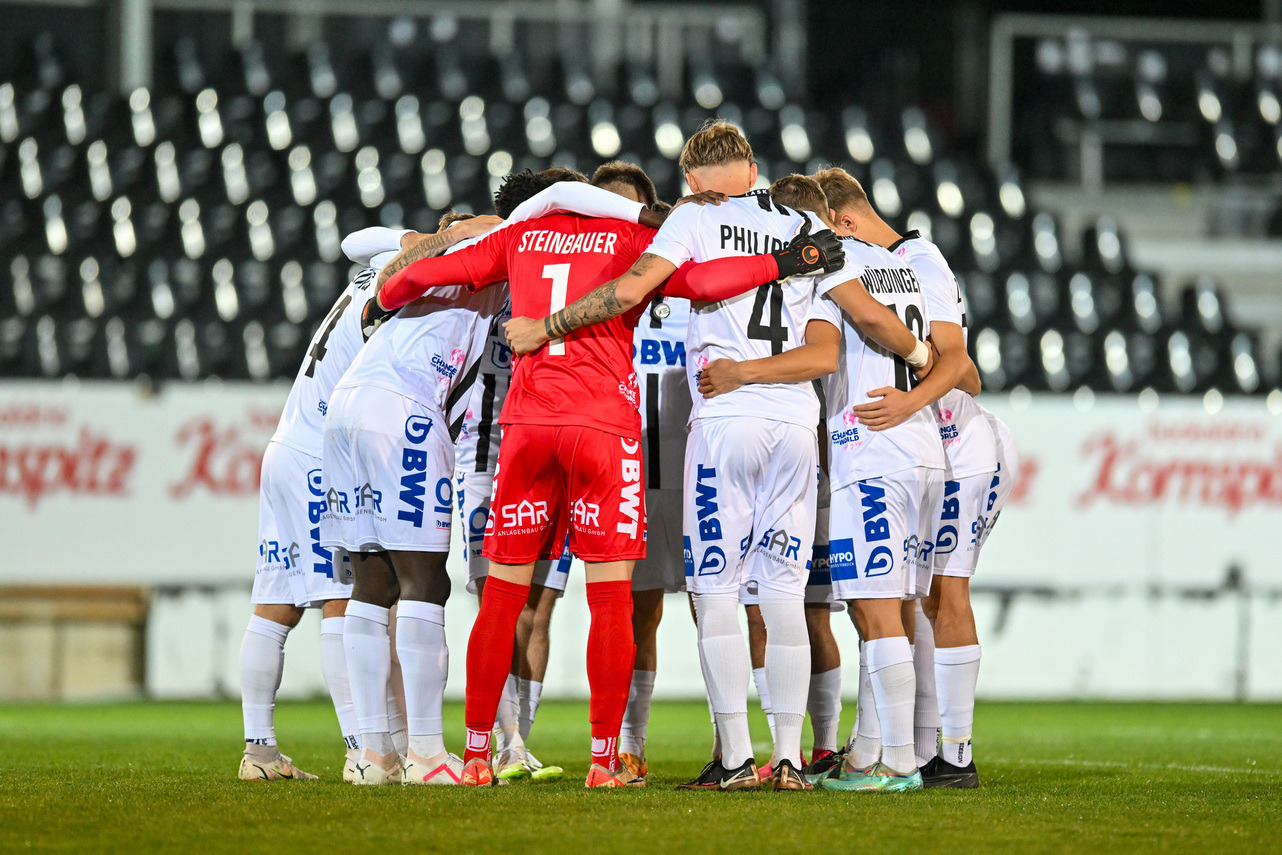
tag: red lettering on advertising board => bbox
[0,427,137,507]
[169,418,265,498]
[1076,432,1282,516]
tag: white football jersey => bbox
[892,233,998,479]
[645,190,824,430]
[633,294,692,491]
[334,234,505,438]
[810,237,945,489]
[455,294,513,474]
[271,265,381,458]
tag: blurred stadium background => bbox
[2,0,1281,707]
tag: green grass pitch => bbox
[1,700,1278,853]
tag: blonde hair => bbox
[679,120,754,173]
[811,167,873,214]
[769,174,830,219]
[438,211,476,231]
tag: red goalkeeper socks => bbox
[464,576,530,764]
[585,580,636,772]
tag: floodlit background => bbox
[1,0,1280,703]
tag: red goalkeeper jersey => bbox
[392,214,657,437]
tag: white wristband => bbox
[905,340,929,369]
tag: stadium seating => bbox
[0,28,1275,396]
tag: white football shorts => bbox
[828,466,943,601]
[253,441,353,607]
[633,488,686,593]
[683,416,818,598]
[976,443,1019,556]
[321,385,453,553]
[932,471,993,578]
[454,465,569,595]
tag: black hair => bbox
[493,167,589,219]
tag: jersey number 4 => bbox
[304,294,352,377]
[889,302,926,392]
[746,282,788,355]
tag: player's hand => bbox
[673,191,727,209]
[361,292,396,341]
[914,342,936,380]
[503,316,550,355]
[697,359,747,398]
[445,214,503,240]
[853,387,918,431]
[773,219,845,279]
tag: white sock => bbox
[386,607,408,757]
[320,616,359,750]
[517,678,543,742]
[936,644,981,768]
[751,667,776,740]
[851,641,882,768]
[344,600,394,757]
[396,600,448,761]
[864,636,917,775]
[697,641,721,759]
[694,593,753,768]
[807,667,843,755]
[620,669,657,757]
[913,603,941,767]
[495,673,522,754]
[240,615,290,747]
[758,593,810,768]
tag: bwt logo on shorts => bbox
[697,545,726,576]
[405,415,434,444]
[693,464,722,541]
[307,468,335,578]
[936,479,960,555]
[635,338,687,366]
[859,480,895,577]
[616,437,642,539]
[398,415,448,528]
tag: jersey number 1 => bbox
[543,263,570,356]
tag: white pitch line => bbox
[989,757,1281,776]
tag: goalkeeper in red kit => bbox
[371,196,844,787]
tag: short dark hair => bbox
[492,166,589,219]
[591,161,658,208]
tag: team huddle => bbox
[238,120,1018,793]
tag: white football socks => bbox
[517,677,543,742]
[694,593,753,769]
[851,642,882,768]
[807,667,843,755]
[319,616,360,750]
[757,593,810,768]
[864,636,916,775]
[494,673,522,755]
[386,608,409,757]
[395,600,448,761]
[620,669,657,757]
[913,603,942,767]
[751,667,775,740]
[936,644,981,768]
[239,615,290,747]
[344,601,394,757]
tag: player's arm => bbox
[375,215,502,288]
[955,350,982,396]
[507,182,657,227]
[698,319,840,398]
[823,277,933,379]
[853,321,971,431]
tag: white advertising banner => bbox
[1,381,1279,589]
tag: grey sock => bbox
[244,742,279,762]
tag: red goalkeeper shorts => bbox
[483,423,647,565]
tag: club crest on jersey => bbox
[652,302,671,321]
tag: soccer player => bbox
[503,122,919,791]
[372,170,841,788]
[812,167,1010,787]
[238,222,492,782]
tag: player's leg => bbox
[239,441,316,781]
[745,421,818,791]
[581,559,642,787]
[804,603,842,764]
[821,471,933,793]
[681,417,760,791]
[343,550,402,783]
[317,596,362,781]
[515,552,569,780]
[619,587,663,777]
[912,598,941,768]
[744,601,775,755]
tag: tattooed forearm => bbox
[545,282,623,339]
[376,230,459,287]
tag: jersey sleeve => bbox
[912,247,964,327]
[342,227,412,267]
[661,255,779,301]
[508,182,646,225]
[644,203,701,268]
[379,227,515,310]
[813,250,868,299]
[806,292,843,331]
